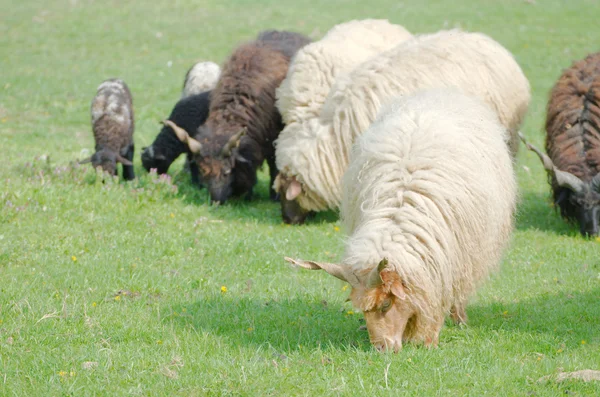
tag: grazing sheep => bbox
[175,30,311,203]
[181,61,221,98]
[521,52,600,236]
[275,29,530,224]
[286,89,517,351]
[140,91,211,185]
[81,78,135,180]
[273,20,411,224]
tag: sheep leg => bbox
[266,155,279,201]
[123,144,135,181]
[187,154,202,188]
[450,303,468,326]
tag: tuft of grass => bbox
[1,0,599,395]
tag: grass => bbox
[1,0,599,395]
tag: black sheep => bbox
[141,91,211,186]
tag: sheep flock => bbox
[76,19,600,352]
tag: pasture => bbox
[1,0,599,395]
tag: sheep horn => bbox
[518,132,585,193]
[284,257,359,286]
[162,119,203,153]
[221,127,246,157]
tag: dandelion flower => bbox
[342,285,349,292]
[114,295,121,301]
[221,286,227,293]
[71,256,77,262]
[334,226,340,232]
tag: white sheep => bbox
[181,61,221,98]
[286,88,517,351]
[275,29,530,224]
[276,19,412,126]
[273,19,412,223]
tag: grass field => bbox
[2,0,600,395]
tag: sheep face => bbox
[198,156,235,204]
[274,173,311,224]
[559,184,600,237]
[82,148,132,176]
[284,257,418,352]
[141,145,169,174]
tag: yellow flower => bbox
[114,295,121,301]
[170,213,175,218]
[58,371,67,377]
[342,285,349,291]
[247,327,253,332]
[334,226,340,232]
[581,340,586,345]
[157,340,162,345]
[71,256,77,262]
[595,236,600,243]
[220,286,227,293]
[92,302,97,307]
[346,311,354,315]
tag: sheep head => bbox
[519,132,600,236]
[274,173,312,224]
[80,148,132,176]
[284,257,416,352]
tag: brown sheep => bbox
[521,53,600,236]
[172,31,311,203]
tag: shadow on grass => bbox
[168,295,370,352]
[467,287,600,345]
[172,171,339,226]
[516,190,577,236]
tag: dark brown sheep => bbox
[81,79,135,180]
[173,30,311,203]
[522,52,600,236]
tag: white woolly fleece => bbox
[276,29,530,214]
[181,61,221,98]
[341,89,517,340]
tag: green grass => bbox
[1,0,600,395]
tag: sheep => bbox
[520,52,600,236]
[275,29,530,224]
[181,61,221,99]
[140,91,211,186]
[285,88,517,352]
[81,78,135,180]
[174,30,311,203]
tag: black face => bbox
[570,190,600,237]
[281,196,311,225]
[91,150,117,176]
[141,146,169,174]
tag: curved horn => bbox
[221,127,246,157]
[284,257,359,285]
[518,132,585,193]
[162,119,203,153]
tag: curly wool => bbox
[279,29,530,213]
[181,61,221,98]
[341,89,517,342]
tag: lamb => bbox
[285,89,517,352]
[181,61,221,98]
[174,30,311,203]
[520,52,600,236]
[141,61,221,183]
[141,91,211,186]
[275,29,530,224]
[81,78,135,180]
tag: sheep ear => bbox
[79,157,92,164]
[518,132,585,193]
[286,179,302,201]
[117,155,133,166]
[284,257,355,284]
